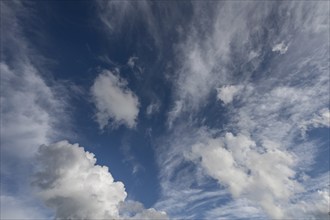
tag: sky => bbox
[0,1,329,219]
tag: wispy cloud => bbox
[1,1,71,218]
[156,1,330,218]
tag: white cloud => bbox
[188,132,300,219]
[33,140,167,219]
[216,85,243,104]
[120,200,168,219]
[204,198,265,219]
[156,2,329,218]
[127,56,138,68]
[0,2,72,219]
[300,108,330,135]
[272,42,289,54]
[91,70,140,129]
[167,101,183,128]
[0,1,67,158]
[0,195,49,219]
[146,100,161,116]
[34,140,127,219]
[0,62,63,158]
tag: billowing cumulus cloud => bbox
[33,141,167,219]
[0,195,48,219]
[33,141,127,219]
[91,70,140,129]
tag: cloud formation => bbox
[91,70,140,129]
[156,1,330,219]
[189,132,299,219]
[119,200,168,219]
[272,42,289,54]
[34,141,127,219]
[33,141,167,219]
[1,1,69,218]
[216,85,243,105]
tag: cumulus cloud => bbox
[0,195,49,219]
[33,140,127,219]
[216,85,243,104]
[272,42,289,54]
[91,70,140,129]
[33,141,167,219]
[188,132,299,219]
[119,200,168,219]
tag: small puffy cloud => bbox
[146,100,161,116]
[216,85,243,104]
[33,140,127,219]
[272,42,289,54]
[91,70,140,129]
[127,56,138,68]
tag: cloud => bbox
[156,1,329,219]
[204,198,265,219]
[189,132,300,219]
[272,42,289,54]
[0,195,49,219]
[0,1,72,218]
[33,140,167,219]
[119,200,168,219]
[300,108,330,136]
[216,85,243,105]
[146,100,161,116]
[33,140,127,219]
[0,62,63,158]
[91,70,140,129]
[127,56,138,68]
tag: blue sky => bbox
[1,1,329,219]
